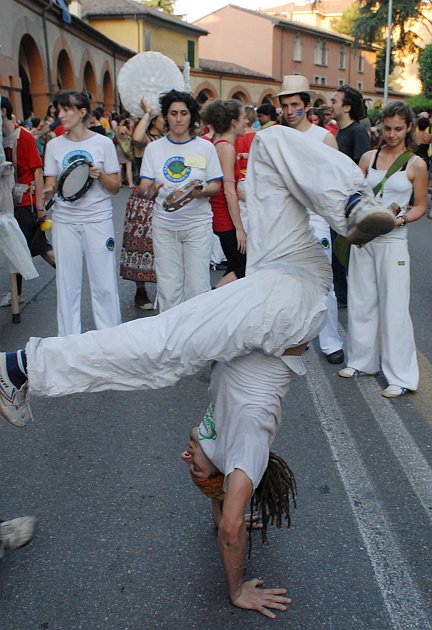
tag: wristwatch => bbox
[399,213,408,226]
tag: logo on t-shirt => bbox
[62,149,93,170]
[163,156,191,183]
[198,404,217,441]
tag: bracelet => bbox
[399,213,408,226]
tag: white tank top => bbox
[366,149,417,242]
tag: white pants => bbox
[52,220,121,337]
[347,239,418,390]
[27,266,328,397]
[310,218,343,355]
[152,223,213,312]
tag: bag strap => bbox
[373,150,414,197]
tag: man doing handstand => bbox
[181,348,302,619]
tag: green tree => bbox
[140,0,176,14]
[418,43,432,97]
[331,2,359,35]
[351,0,430,64]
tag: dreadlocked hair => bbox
[250,452,297,546]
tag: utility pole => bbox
[384,0,393,103]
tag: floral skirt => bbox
[120,188,156,283]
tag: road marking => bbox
[305,346,432,630]
[353,375,432,525]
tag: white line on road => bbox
[355,377,432,523]
[305,345,431,630]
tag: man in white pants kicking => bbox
[0,126,396,427]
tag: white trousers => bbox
[310,219,343,355]
[27,266,328,397]
[152,223,213,312]
[347,239,418,390]
[52,220,121,337]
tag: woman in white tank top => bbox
[338,101,428,397]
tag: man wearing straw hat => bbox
[278,75,344,365]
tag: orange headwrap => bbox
[190,472,225,502]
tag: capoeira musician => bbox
[0,125,396,616]
[0,125,396,428]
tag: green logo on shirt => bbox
[198,404,217,440]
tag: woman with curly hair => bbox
[138,90,223,312]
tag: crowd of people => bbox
[1,76,430,618]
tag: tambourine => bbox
[117,51,185,118]
[46,157,94,209]
[163,180,204,212]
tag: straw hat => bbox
[278,75,316,98]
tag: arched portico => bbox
[227,85,252,104]
[18,34,47,118]
[194,81,218,104]
[56,49,75,90]
[258,90,278,106]
[102,66,114,111]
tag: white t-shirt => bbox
[140,135,223,230]
[198,351,296,490]
[44,133,120,223]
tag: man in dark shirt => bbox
[330,85,370,164]
[329,85,371,306]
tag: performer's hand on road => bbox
[231,578,292,619]
[236,227,247,254]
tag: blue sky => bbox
[175,0,285,22]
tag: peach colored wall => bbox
[194,6,275,77]
[196,6,376,93]
[274,30,375,92]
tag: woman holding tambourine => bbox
[43,90,122,337]
[139,89,223,313]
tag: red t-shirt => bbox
[7,128,43,207]
[211,139,241,233]
[234,131,256,175]
[54,124,65,136]
[325,122,338,136]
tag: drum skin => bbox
[118,52,185,118]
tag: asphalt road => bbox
[1,188,432,630]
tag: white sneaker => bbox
[0,516,38,552]
[338,367,361,378]
[346,195,395,245]
[0,292,24,307]
[338,367,378,378]
[381,385,408,398]
[0,352,33,427]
